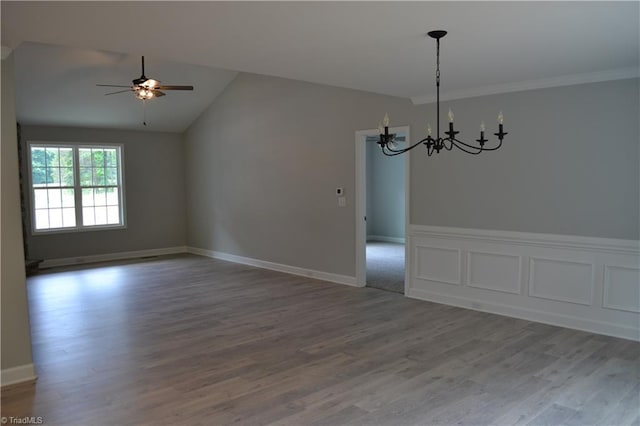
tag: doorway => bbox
[355,126,410,294]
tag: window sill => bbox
[31,224,127,236]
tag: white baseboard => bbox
[187,246,358,287]
[367,235,406,244]
[407,287,639,342]
[408,225,640,341]
[39,246,188,269]
[1,364,37,387]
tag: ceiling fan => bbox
[97,56,194,101]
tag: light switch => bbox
[338,196,346,207]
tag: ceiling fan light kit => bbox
[377,30,508,157]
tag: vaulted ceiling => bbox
[11,43,238,132]
[2,1,638,132]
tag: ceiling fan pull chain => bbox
[143,99,147,126]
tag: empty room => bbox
[1,2,639,425]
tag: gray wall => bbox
[410,79,639,239]
[186,74,638,278]
[185,73,412,276]
[20,126,187,260]
[2,54,34,372]
[366,136,405,240]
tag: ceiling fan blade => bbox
[156,85,194,91]
[97,84,131,88]
[105,89,133,95]
[152,90,166,97]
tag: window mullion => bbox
[91,150,97,225]
[73,146,83,228]
[45,158,51,229]
[116,147,123,225]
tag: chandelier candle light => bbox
[377,30,508,156]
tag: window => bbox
[28,143,125,233]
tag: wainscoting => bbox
[407,225,640,341]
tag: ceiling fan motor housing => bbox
[133,76,148,86]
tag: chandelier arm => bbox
[452,137,503,152]
[384,145,409,154]
[382,145,401,153]
[452,138,489,151]
[450,139,483,155]
[383,139,425,154]
[442,138,454,151]
[474,139,504,151]
[384,148,410,155]
[382,147,411,157]
[385,151,407,157]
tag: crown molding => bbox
[411,67,640,105]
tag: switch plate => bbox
[338,197,346,207]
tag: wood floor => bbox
[2,254,639,425]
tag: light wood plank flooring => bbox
[2,254,639,425]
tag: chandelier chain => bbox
[436,38,441,85]
[436,37,441,144]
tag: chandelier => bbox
[377,30,508,156]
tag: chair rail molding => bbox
[407,225,640,341]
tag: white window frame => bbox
[27,141,127,235]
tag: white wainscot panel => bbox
[467,251,522,294]
[603,265,640,313]
[529,257,594,305]
[415,245,461,285]
[408,225,640,340]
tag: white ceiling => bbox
[2,1,638,132]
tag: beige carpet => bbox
[366,241,405,294]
